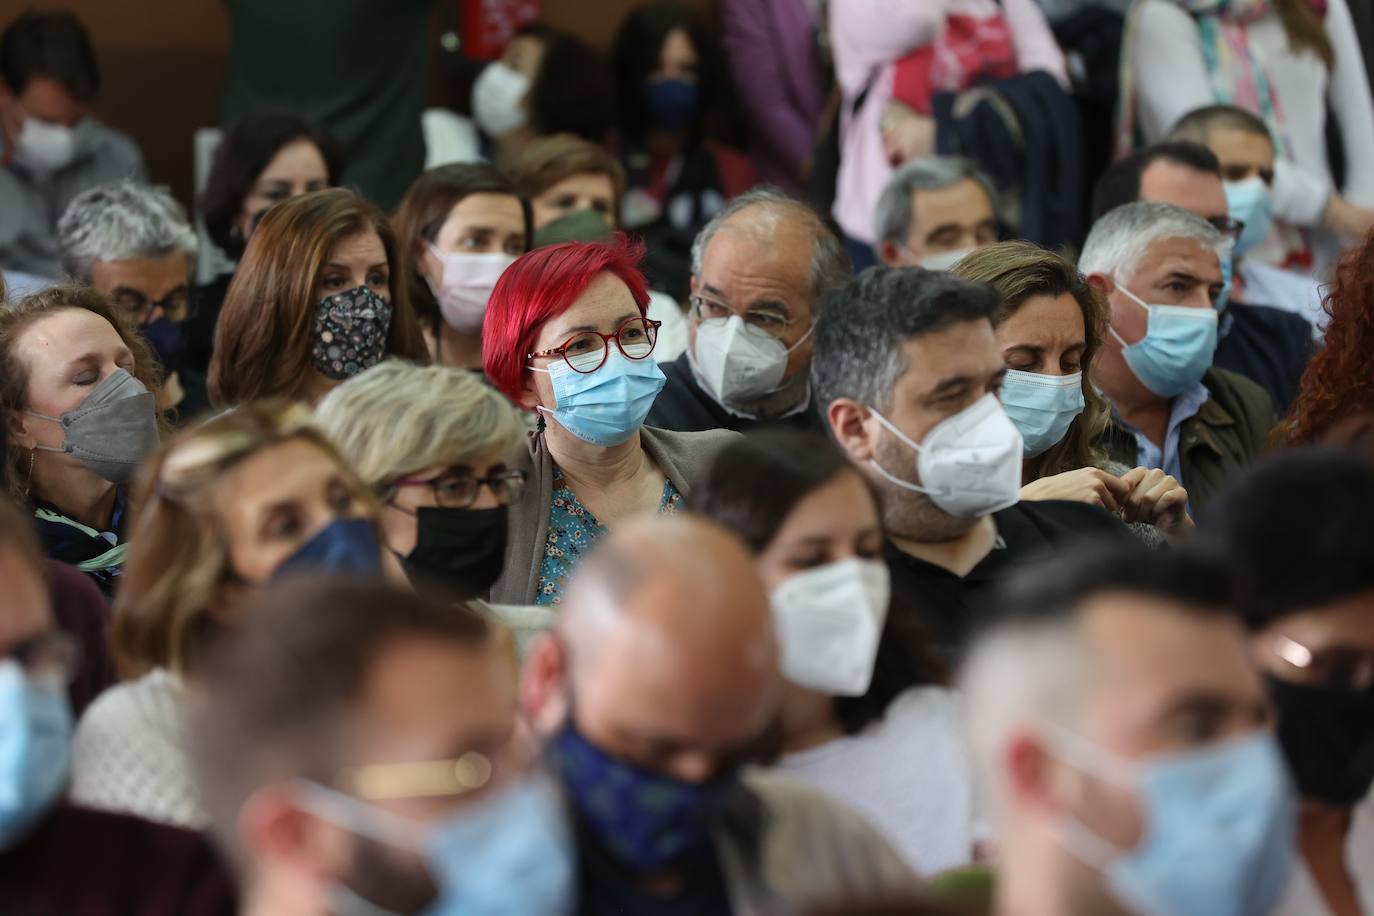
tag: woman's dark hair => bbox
[528,30,617,145]
[391,163,532,327]
[0,10,98,101]
[689,429,947,733]
[201,111,345,258]
[610,0,729,146]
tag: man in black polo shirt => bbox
[812,267,1128,662]
[645,186,852,434]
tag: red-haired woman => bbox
[1282,230,1374,447]
[484,236,735,605]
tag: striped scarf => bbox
[1115,0,1291,158]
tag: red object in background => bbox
[460,0,541,60]
[891,14,1018,116]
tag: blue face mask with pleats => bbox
[999,370,1085,457]
[530,349,666,447]
[0,660,71,850]
[1109,281,1218,398]
[1050,728,1296,916]
[271,518,383,583]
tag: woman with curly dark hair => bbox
[1282,230,1374,446]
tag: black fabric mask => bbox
[399,507,508,599]
[1266,674,1374,806]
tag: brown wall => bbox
[0,0,713,208]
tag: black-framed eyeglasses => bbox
[1206,215,1246,245]
[689,294,799,340]
[110,287,192,325]
[527,317,661,375]
[1272,634,1374,692]
[382,467,528,510]
[5,630,80,685]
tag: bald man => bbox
[646,186,852,435]
[522,515,917,915]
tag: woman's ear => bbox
[7,409,36,451]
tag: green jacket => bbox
[1101,367,1276,520]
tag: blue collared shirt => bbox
[1113,383,1212,486]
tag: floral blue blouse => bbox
[536,466,682,606]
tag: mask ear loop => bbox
[864,408,935,496]
[1107,278,1151,350]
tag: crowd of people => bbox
[1,1,1374,914]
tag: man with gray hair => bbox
[1080,201,1275,518]
[645,186,851,434]
[873,157,999,271]
[812,267,1127,661]
[57,178,204,415]
[961,543,1294,916]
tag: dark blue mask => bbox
[141,317,187,373]
[642,79,700,134]
[271,518,382,583]
[549,719,739,873]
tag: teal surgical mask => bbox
[1050,727,1296,916]
[1000,370,1085,457]
[1224,177,1272,257]
[1109,282,1218,398]
[529,349,666,447]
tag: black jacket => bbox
[645,354,820,434]
[1214,301,1315,415]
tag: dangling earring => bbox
[23,448,34,499]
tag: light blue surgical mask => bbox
[1109,282,1218,398]
[271,518,383,583]
[300,774,577,916]
[0,659,72,850]
[1051,728,1296,916]
[999,370,1085,457]
[530,349,666,447]
[1225,177,1273,257]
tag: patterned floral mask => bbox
[311,286,393,380]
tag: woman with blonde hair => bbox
[953,242,1193,541]
[208,188,428,407]
[0,284,165,594]
[69,400,383,828]
[316,359,529,598]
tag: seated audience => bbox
[316,359,528,598]
[189,111,342,376]
[1092,140,1314,414]
[829,0,1066,268]
[507,133,692,362]
[1210,450,1374,916]
[0,10,145,278]
[507,133,624,237]
[521,514,920,910]
[690,429,976,874]
[1078,202,1275,518]
[1169,104,1327,336]
[961,543,1296,916]
[472,23,618,170]
[1121,0,1374,270]
[208,188,428,407]
[483,236,733,606]
[812,267,1127,661]
[953,241,1192,544]
[0,496,234,916]
[611,1,759,299]
[0,284,163,595]
[186,577,565,916]
[391,163,530,370]
[57,179,207,419]
[70,401,384,829]
[874,158,1001,271]
[1281,226,1374,448]
[647,187,850,434]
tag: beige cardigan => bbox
[489,425,738,605]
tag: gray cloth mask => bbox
[26,368,159,485]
